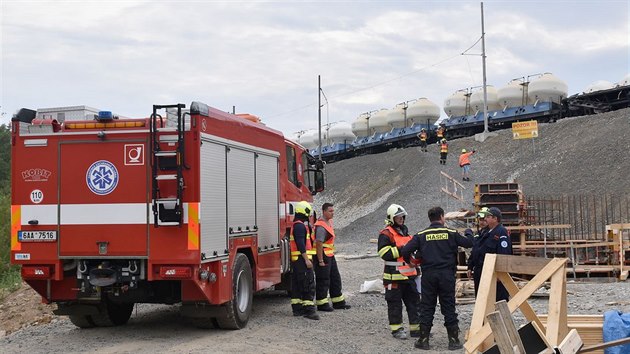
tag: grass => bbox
[0,266,22,302]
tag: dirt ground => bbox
[0,283,55,336]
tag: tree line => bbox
[0,124,14,283]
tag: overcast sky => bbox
[1,0,628,137]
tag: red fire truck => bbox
[10,102,325,329]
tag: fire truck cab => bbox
[10,102,325,329]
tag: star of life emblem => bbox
[86,160,119,195]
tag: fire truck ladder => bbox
[150,103,187,227]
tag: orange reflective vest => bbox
[290,220,315,261]
[437,128,444,138]
[440,142,448,153]
[419,132,427,141]
[459,151,474,166]
[380,226,417,280]
[313,219,336,257]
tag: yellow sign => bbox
[512,120,539,139]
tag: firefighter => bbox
[313,203,351,311]
[401,206,473,350]
[459,148,476,181]
[468,207,513,302]
[417,128,428,152]
[438,138,448,165]
[289,201,319,320]
[467,207,490,296]
[377,204,421,340]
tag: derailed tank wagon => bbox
[10,101,325,329]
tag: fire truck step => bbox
[158,222,181,226]
[155,174,177,180]
[157,198,178,203]
[155,151,177,157]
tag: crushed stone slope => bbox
[316,108,630,253]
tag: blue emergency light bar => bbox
[97,111,114,121]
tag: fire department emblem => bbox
[86,160,119,195]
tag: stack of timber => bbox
[538,315,604,354]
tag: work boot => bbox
[414,325,431,350]
[303,309,320,320]
[446,325,463,350]
[317,304,334,312]
[391,328,407,340]
[332,301,351,310]
[410,330,420,338]
[291,304,303,316]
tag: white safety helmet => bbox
[386,204,408,225]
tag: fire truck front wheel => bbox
[216,253,253,329]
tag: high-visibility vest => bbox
[459,151,473,166]
[313,219,336,257]
[419,132,427,141]
[380,226,417,280]
[290,220,315,261]
[437,128,444,138]
[440,142,448,153]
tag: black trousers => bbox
[440,152,448,163]
[473,265,510,302]
[385,280,420,331]
[419,141,427,150]
[419,269,458,328]
[315,255,343,305]
[290,258,315,313]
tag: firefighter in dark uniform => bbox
[468,207,513,302]
[289,201,319,320]
[467,207,491,296]
[313,202,351,311]
[438,138,448,165]
[401,206,473,350]
[377,204,421,340]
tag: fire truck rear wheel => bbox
[90,301,135,327]
[216,253,253,329]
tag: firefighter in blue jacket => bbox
[377,204,421,340]
[401,206,473,351]
[467,207,513,302]
[467,207,490,296]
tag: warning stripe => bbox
[187,203,200,250]
[11,205,21,251]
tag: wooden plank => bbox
[486,311,520,354]
[506,224,571,230]
[578,336,630,353]
[496,272,544,330]
[464,257,567,353]
[546,266,568,345]
[495,300,525,353]
[494,254,553,275]
[557,329,583,354]
[467,254,498,352]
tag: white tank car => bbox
[528,73,568,104]
[407,98,440,126]
[443,90,468,117]
[369,108,391,134]
[498,80,528,108]
[298,129,318,149]
[618,74,630,87]
[386,104,406,129]
[327,122,356,144]
[351,113,370,137]
[584,80,615,93]
[470,86,501,112]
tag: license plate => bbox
[18,230,57,242]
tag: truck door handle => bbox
[28,219,39,225]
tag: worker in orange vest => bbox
[417,129,428,152]
[378,204,421,340]
[459,148,476,181]
[313,203,351,311]
[289,201,319,320]
[436,125,446,140]
[438,139,448,165]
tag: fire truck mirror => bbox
[305,169,325,195]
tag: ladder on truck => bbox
[149,103,187,227]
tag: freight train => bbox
[302,73,630,162]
